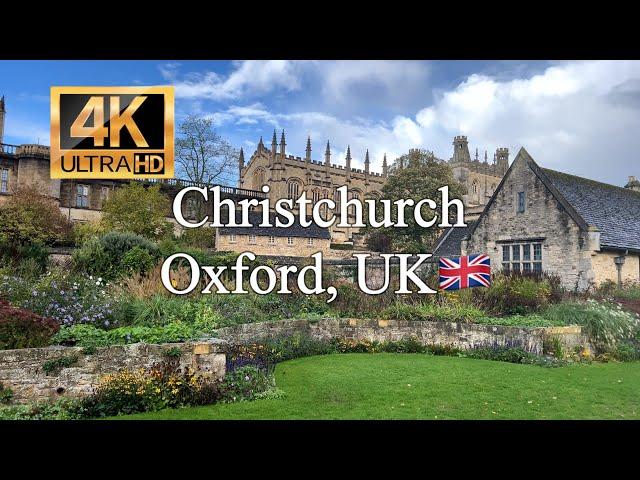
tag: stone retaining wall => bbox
[216,318,590,356]
[1,319,591,404]
[0,340,226,404]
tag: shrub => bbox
[101,182,172,240]
[0,300,59,350]
[220,365,274,402]
[71,360,222,418]
[72,221,106,246]
[473,273,552,315]
[121,246,156,276]
[42,354,79,375]
[177,227,215,249]
[473,314,565,328]
[543,301,640,350]
[0,382,13,404]
[52,321,214,348]
[0,399,80,420]
[73,231,160,280]
[18,270,117,328]
[0,186,73,254]
[381,301,485,323]
[612,341,640,362]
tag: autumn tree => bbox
[101,182,172,240]
[364,149,466,253]
[0,186,73,249]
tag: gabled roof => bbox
[218,210,331,240]
[468,147,640,253]
[433,222,475,257]
[540,168,640,252]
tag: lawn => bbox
[121,354,640,420]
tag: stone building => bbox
[240,131,509,242]
[217,211,331,257]
[436,147,640,290]
[239,131,386,244]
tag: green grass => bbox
[119,354,640,420]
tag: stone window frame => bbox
[0,167,9,193]
[248,234,257,244]
[268,235,275,245]
[501,240,543,273]
[307,237,314,246]
[287,236,294,246]
[76,184,90,208]
[517,191,525,213]
[229,234,237,243]
[287,179,302,199]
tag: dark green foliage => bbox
[220,366,274,402]
[0,382,13,404]
[472,272,553,315]
[73,231,160,280]
[164,346,183,358]
[42,354,79,375]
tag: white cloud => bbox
[189,60,640,186]
[162,61,303,101]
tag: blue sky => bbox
[2,60,640,186]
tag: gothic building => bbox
[239,131,510,243]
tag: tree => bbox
[0,186,73,249]
[101,182,172,240]
[364,149,466,253]
[175,115,239,185]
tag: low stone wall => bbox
[0,340,226,404]
[217,318,590,356]
[1,319,591,404]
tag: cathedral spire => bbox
[364,149,370,174]
[279,130,286,158]
[345,146,352,179]
[484,150,488,163]
[475,147,479,161]
[238,147,245,170]
[325,141,331,165]
[382,153,388,177]
[306,136,312,162]
[258,136,264,150]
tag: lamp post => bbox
[614,254,626,287]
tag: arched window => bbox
[253,168,265,190]
[472,181,478,194]
[288,180,301,199]
[320,190,330,220]
[312,189,321,204]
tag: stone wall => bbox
[216,318,589,356]
[0,340,226,404]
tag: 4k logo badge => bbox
[50,86,174,179]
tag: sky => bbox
[1,60,640,187]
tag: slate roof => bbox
[540,168,640,252]
[432,222,476,257]
[218,210,331,240]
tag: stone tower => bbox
[496,147,509,174]
[0,95,5,147]
[452,135,471,163]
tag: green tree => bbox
[101,182,172,240]
[0,186,73,258]
[365,149,466,252]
